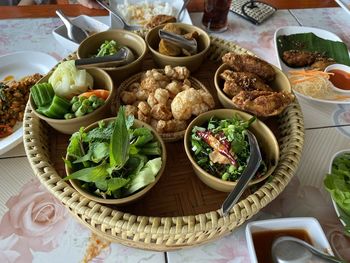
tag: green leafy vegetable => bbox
[96,40,120,57]
[277,33,350,66]
[324,152,350,234]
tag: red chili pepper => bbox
[0,125,13,138]
[196,130,237,167]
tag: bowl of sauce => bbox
[325,64,350,93]
[245,217,334,263]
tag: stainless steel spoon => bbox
[55,9,89,44]
[159,29,198,55]
[75,47,135,69]
[96,0,142,31]
[272,236,346,263]
[221,130,262,216]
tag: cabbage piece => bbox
[48,60,93,99]
[126,157,162,194]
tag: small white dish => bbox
[0,51,57,155]
[245,217,333,263]
[53,15,109,52]
[325,63,350,93]
[328,149,350,228]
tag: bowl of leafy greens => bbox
[184,109,279,192]
[64,106,166,204]
[324,150,350,233]
[77,29,147,82]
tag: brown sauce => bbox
[252,229,312,263]
[329,69,350,90]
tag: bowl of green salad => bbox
[64,106,166,205]
[184,109,279,192]
[30,60,114,134]
[77,29,147,82]
[324,150,350,233]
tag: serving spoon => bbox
[55,9,89,44]
[74,47,135,69]
[272,236,346,263]
[96,0,142,31]
[221,130,262,216]
[159,29,198,55]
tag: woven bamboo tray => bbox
[23,35,305,251]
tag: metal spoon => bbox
[55,9,89,44]
[221,130,262,216]
[96,0,142,31]
[177,0,191,21]
[159,29,198,55]
[75,47,135,69]
[272,236,346,263]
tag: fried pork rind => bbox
[144,15,177,29]
[222,52,276,82]
[220,70,272,98]
[151,119,187,133]
[164,65,190,80]
[232,90,295,117]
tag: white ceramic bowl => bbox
[324,64,350,93]
[328,149,350,227]
[245,217,334,263]
[52,15,109,52]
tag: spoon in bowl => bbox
[221,130,262,217]
[159,29,198,55]
[272,236,346,263]
[55,9,89,44]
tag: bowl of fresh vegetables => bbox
[184,109,279,192]
[324,150,350,232]
[29,60,114,134]
[77,29,147,82]
[64,106,166,205]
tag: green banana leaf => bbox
[277,32,350,66]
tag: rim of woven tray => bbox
[23,35,305,250]
[113,70,210,142]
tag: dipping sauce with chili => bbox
[328,69,350,91]
[252,228,312,263]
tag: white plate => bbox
[0,51,57,155]
[274,26,350,104]
[53,15,110,53]
[335,0,350,17]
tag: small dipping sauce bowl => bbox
[325,63,350,93]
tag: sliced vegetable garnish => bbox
[31,82,55,107]
[37,95,71,119]
[79,89,110,100]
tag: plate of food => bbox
[109,0,192,29]
[324,150,350,234]
[274,26,350,104]
[0,51,57,155]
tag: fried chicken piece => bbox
[282,50,319,67]
[310,57,336,71]
[220,70,272,98]
[232,90,295,117]
[145,15,177,29]
[222,53,276,82]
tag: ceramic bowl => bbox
[324,64,350,93]
[214,63,292,114]
[30,68,114,134]
[65,117,167,205]
[245,217,334,263]
[145,23,210,72]
[184,109,279,192]
[77,29,147,82]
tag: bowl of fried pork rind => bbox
[115,65,215,142]
[214,52,295,117]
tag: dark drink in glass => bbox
[202,0,232,32]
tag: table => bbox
[1,7,350,263]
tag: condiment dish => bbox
[65,117,167,205]
[245,217,334,263]
[184,109,279,192]
[77,29,147,82]
[145,23,210,72]
[30,67,114,134]
[325,64,350,93]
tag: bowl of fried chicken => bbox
[214,52,295,117]
[115,65,215,141]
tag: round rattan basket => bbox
[23,35,304,251]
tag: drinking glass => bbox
[201,0,233,32]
